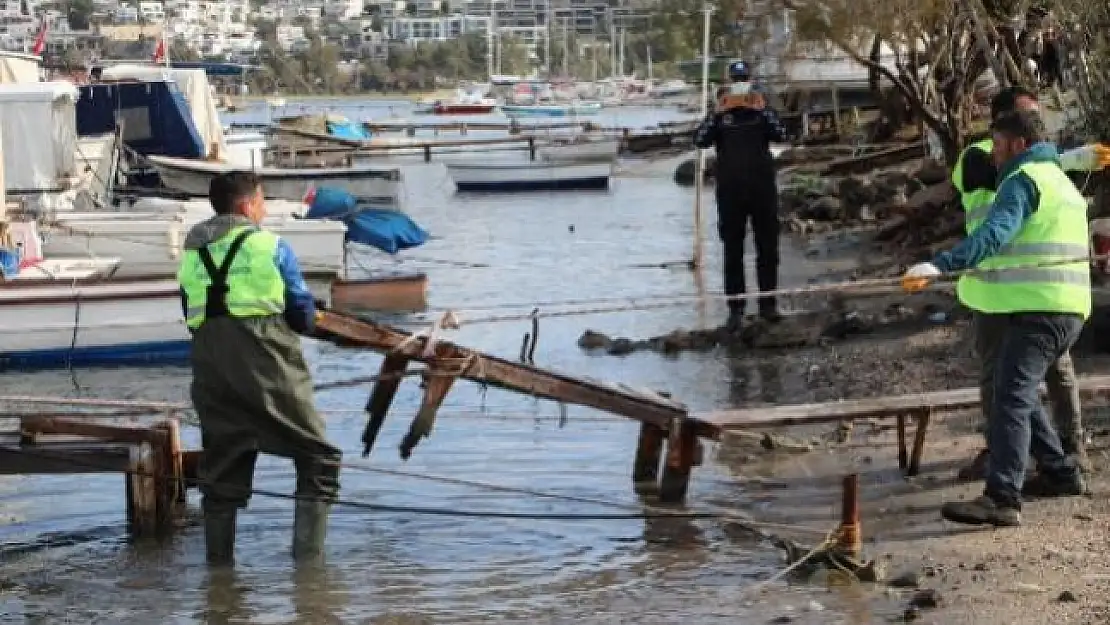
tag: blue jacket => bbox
[178,215,317,334]
[933,142,1057,273]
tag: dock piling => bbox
[837,473,861,559]
[632,422,666,492]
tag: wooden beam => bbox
[315,312,691,430]
[632,422,666,491]
[361,353,411,457]
[0,444,132,474]
[399,370,457,460]
[698,374,1110,435]
[19,416,168,446]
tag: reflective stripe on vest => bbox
[177,225,287,329]
[955,160,1092,319]
[952,139,996,234]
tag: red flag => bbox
[152,38,165,64]
[30,20,46,56]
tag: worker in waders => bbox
[694,60,788,333]
[177,171,341,565]
[905,110,1090,526]
[950,86,1110,479]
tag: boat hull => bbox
[501,103,602,118]
[41,214,348,278]
[146,155,403,205]
[446,162,612,192]
[331,273,428,313]
[538,138,621,163]
[433,104,497,115]
[0,278,190,370]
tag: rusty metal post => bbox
[837,473,862,559]
[659,419,697,504]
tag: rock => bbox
[913,161,950,185]
[606,338,636,355]
[1057,590,1078,603]
[901,606,921,622]
[906,182,957,212]
[972,562,988,572]
[673,157,716,186]
[806,600,825,612]
[838,175,876,218]
[577,330,611,350]
[768,616,794,624]
[803,196,843,221]
[908,588,941,609]
[888,570,921,588]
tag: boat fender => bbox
[167,222,182,260]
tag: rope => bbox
[418,253,1107,327]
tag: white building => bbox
[389,14,488,45]
[138,1,165,22]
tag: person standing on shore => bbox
[693,60,789,332]
[177,171,342,565]
[950,86,1096,478]
[904,110,1090,526]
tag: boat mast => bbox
[486,9,494,79]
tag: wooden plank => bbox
[0,444,132,474]
[19,416,168,446]
[699,374,1110,433]
[315,312,691,429]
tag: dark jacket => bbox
[693,103,787,188]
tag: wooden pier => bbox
[0,415,185,536]
[8,312,1110,537]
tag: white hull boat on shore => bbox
[41,211,349,278]
[0,258,190,370]
[445,161,612,192]
[145,155,403,206]
[538,137,621,163]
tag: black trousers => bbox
[717,183,780,313]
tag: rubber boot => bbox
[204,508,237,566]
[292,500,330,564]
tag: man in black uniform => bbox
[694,60,788,332]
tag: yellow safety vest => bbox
[177,225,287,330]
[952,138,996,234]
[956,161,1091,319]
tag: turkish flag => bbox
[152,38,166,64]
[30,20,46,56]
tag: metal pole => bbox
[692,4,712,273]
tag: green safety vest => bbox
[952,138,996,234]
[177,225,287,330]
[956,161,1091,319]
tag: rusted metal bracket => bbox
[399,367,458,460]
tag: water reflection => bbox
[291,564,348,625]
[203,568,252,625]
[725,347,785,405]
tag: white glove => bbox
[1059,143,1110,172]
[902,262,941,293]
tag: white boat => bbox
[501,102,603,118]
[144,155,403,206]
[40,210,349,278]
[224,130,268,168]
[538,137,621,163]
[445,161,612,192]
[0,268,191,370]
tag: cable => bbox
[3,445,717,521]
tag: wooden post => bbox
[528,137,536,161]
[423,144,432,163]
[837,473,861,559]
[361,353,411,457]
[126,449,158,537]
[399,369,457,460]
[632,422,665,492]
[659,419,697,503]
[908,409,932,476]
[830,83,841,137]
[896,413,908,470]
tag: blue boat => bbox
[501,102,603,118]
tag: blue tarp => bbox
[305,187,429,255]
[76,81,206,158]
[326,119,372,141]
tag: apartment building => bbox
[389,14,488,44]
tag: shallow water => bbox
[0,103,869,623]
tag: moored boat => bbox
[445,161,612,192]
[143,155,403,205]
[501,102,602,118]
[538,137,621,163]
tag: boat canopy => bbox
[76,80,206,159]
[0,51,41,85]
[0,81,79,193]
[98,65,228,159]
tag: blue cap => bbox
[728,61,751,82]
